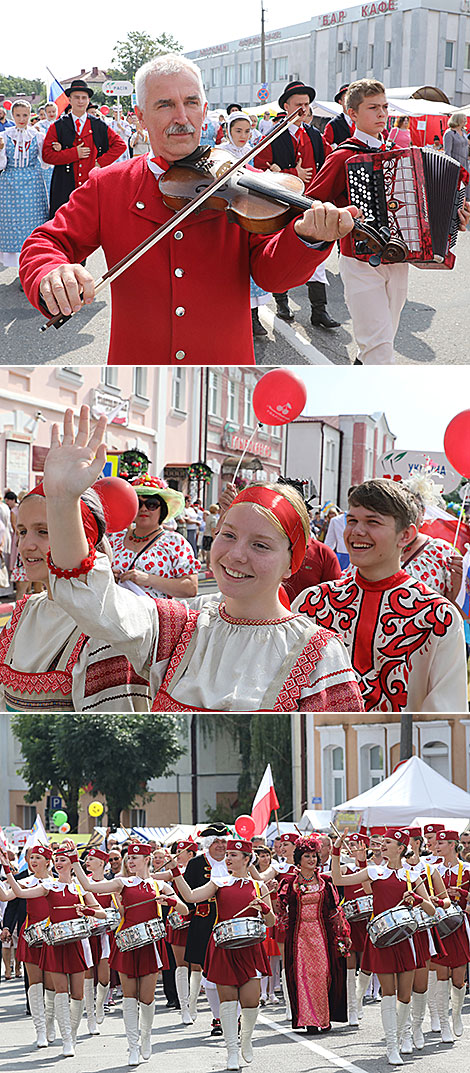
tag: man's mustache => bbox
[165,122,196,135]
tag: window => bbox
[208,371,221,417]
[211,67,220,87]
[360,744,384,790]
[422,740,450,779]
[445,41,454,68]
[325,440,336,471]
[227,380,237,423]
[352,46,358,71]
[324,746,345,808]
[103,367,119,389]
[171,368,186,412]
[244,385,254,428]
[385,41,392,68]
[224,65,235,86]
[129,809,146,826]
[19,805,37,828]
[466,42,470,69]
[255,60,269,83]
[133,367,147,398]
[368,44,374,69]
[273,56,288,82]
[239,61,251,84]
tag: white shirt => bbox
[353,128,384,149]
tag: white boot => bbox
[427,971,440,1032]
[397,1000,412,1055]
[281,968,291,1020]
[139,1000,154,1061]
[44,989,56,1042]
[381,995,403,1065]
[436,979,453,1043]
[84,977,99,1035]
[54,993,74,1058]
[347,968,359,1027]
[451,984,465,1037]
[123,997,140,1066]
[356,971,371,1019]
[220,1001,240,1071]
[188,969,202,1022]
[28,983,48,1048]
[95,982,108,1025]
[411,991,427,1049]
[240,1007,258,1064]
[70,998,84,1044]
[175,966,193,1024]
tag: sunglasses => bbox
[137,497,161,510]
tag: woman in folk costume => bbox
[170,837,275,1070]
[277,836,351,1034]
[42,406,363,714]
[0,99,48,268]
[430,829,470,1042]
[0,844,104,1057]
[332,829,435,1066]
[82,847,121,1035]
[0,481,151,712]
[0,845,57,1049]
[68,840,188,1065]
[164,839,198,1025]
[332,831,373,1026]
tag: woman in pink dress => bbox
[332,828,435,1065]
[170,837,275,1070]
[430,829,470,1042]
[277,836,351,1035]
[387,117,412,149]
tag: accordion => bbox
[346,146,468,269]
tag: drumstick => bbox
[330,821,356,855]
[231,900,261,919]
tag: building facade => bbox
[187,0,470,108]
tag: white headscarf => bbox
[222,112,252,159]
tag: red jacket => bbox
[42,115,126,190]
[282,538,342,603]
[19,155,333,364]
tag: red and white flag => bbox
[251,764,280,835]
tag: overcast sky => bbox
[6,1,359,81]
[299,366,470,452]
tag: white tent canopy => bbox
[334,756,470,827]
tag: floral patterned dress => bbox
[109,529,200,598]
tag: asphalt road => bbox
[1,232,469,366]
[1,974,469,1073]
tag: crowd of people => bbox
[1,821,469,1068]
[1,54,468,362]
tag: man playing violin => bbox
[19,54,358,365]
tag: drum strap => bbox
[456,862,463,888]
[111,893,120,912]
[425,863,435,896]
[405,870,413,892]
[151,880,162,917]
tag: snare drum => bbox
[343,896,373,922]
[24,920,50,947]
[433,904,464,938]
[411,906,441,932]
[167,911,187,930]
[213,917,266,949]
[44,918,91,945]
[115,917,166,952]
[89,908,122,937]
[367,906,418,948]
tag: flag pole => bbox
[274,809,281,837]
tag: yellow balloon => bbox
[88,801,104,817]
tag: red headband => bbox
[384,828,410,845]
[226,838,252,854]
[424,824,444,834]
[28,482,99,546]
[175,841,197,852]
[349,832,370,847]
[436,830,459,842]
[280,833,298,845]
[29,844,53,860]
[128,843,152,856]
[229,487,306,573]
[87,848,109,863]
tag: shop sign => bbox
[319,0,397,25]
[230,433,271,458]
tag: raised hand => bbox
[44,405,107,501]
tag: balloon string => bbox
[452,483,469,550]
[232,424,262,485]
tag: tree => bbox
[12,713,183,830]
[0,75,46,100]
[200,714,292,825]
[111,30,182,83]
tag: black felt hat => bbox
[335,83,350,103]
[278,80,316,110]
[65,79,94,99]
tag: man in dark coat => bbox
[324,84,356,148]
[183,823,229,1031]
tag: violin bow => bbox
[40,107,303,333]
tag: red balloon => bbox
[444,411,470,477]
[234,815,255,839]
[93,477,139,533]
[252,369,307,426]
[100,105,110,116]
[3,100,12,111]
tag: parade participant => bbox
[323,85,355,147]
[256,847,281,1006]
[281,534,341,603]
[0,845,56,1048]
[294,479,467,712]
[332,828,435,1066]
[0,100,48,269]
[107,105,133,162]
[164,839,198,1025]
[431,829,470,1042]
[42,79,126,217]
[423,823,445,863]
[399,479,463,602]
[305,79,470,364]
[20,55,358,365]
[0,844,104,1057]
[278,836,351,1033]
[43,406,364,713]
[68,840,188,1065]
[109,476,199,599]
[254,79,338,330]
[170,837,275,1070]
[38,102,59,196]
[82,847,117,1034]
[0,482,151,712]
[332,831,371,1026]
[403,826,450,1049]
[259,831,298,1017]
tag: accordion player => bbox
[346,145,468,269]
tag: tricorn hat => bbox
[199,823,229,838]
[278,80,316,110]
[334,83,350,104]
[65,79,94,99]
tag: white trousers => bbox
[339,255,409,364]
